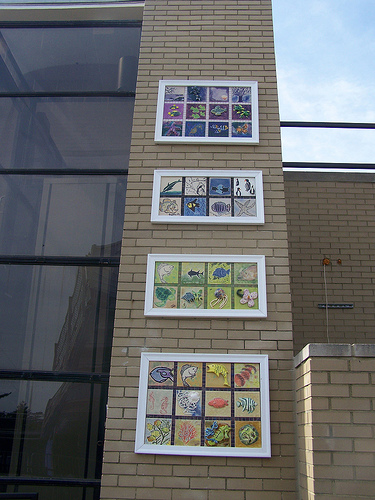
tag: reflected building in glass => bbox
[0,9,141,500]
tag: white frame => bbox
[144,254,267,318]
[135,352,271,457]
[155,80,259,144]
[151,169,264,224]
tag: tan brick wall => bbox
[295,344,375,499]
[284,174,375,355]
[101,1,295,498]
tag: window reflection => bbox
[0,22,139,499]
[0,27,141,92]
[0,264,119,372]
[4,487,96,500]
[0,175,126,256]
[0,380,104,480]
[0,98,135,170]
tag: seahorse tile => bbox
[147,389,173,416]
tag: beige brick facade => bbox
[101,1,296,498]
[284,172,375,355]
[295,344,375,499]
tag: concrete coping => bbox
[294,343,375,368]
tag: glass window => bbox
[0,97,134,170]
[0,21,139,500]
[0,26,141,92]
[0,380,105,479]
[1,486,98,500]
[0,174,126,256]
[0,265,118,373]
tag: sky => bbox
[272,0,375,165]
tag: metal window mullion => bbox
[0,92,135,98]
[0,369,109,383]
[0,256,120,266]
[0,169,128,175]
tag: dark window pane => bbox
[0,493,39,500]
[0,175,126,256]
[0,265,118,372]
[0,97,134,170]
[0,27,141,92]
[0,22,136,496]
[2,486,97,500]
[0,380,106,480]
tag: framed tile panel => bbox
[144,254,267,318]
[151,169,264,224]
[155,80,259,144]
[135,352,271,457]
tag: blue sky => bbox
[272,0,375,164]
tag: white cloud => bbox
[277,69,375,123]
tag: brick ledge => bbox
[294,343,375,368]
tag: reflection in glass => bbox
[0,27,141,93]
[0,380,105,480]
[5,487,97,500]
[0,175,126,256]
[0,98,135,170]
[0,265,119,372]
[0,23,138,499]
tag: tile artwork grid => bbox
[153,260,259,312]
[145,360,262,449]
[159,175,257,218]
[162,84,253,139]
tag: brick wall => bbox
[101,1,295,499]
[284,173,375,355]
[295,344,375,499]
